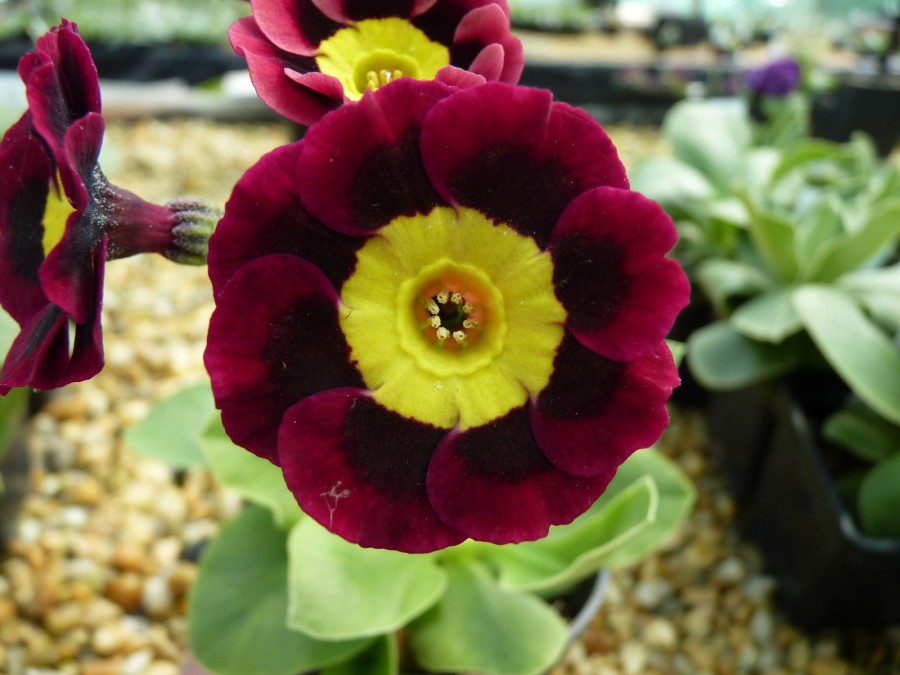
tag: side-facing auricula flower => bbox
[0,21,218,394]
[205,79,690,553]
[229,0,524,124]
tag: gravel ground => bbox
[0,118,898,675]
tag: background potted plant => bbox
[630,81,900,627]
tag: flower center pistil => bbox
[316,18,450,100]
[425,288,477,345]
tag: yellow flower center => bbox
[316,18,451,100]
[42,172,73,257]
[340,207,566,430]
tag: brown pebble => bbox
[44,601,84,635]
[112,541,148,573]
[81,657,124,675]
[105,573,144,612]
[68,473,105,506]
[0,597,17,622]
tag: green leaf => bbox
[488,476,657,594]
[200,415,302,529]
[123,382,215,468]
[794,286,900,425]
[286,518,446,640]
[794,195,843,271]
[731,288,802,343]
[588,448,696,569]
[695,258,772,315]
[858,453,900,540]
[745,209,799,282]
[823,406,900,463]
[770,138,841,185]
[663,99,752,193]
[839,265,900,331]
[0,387,28,490]
[628,155,716,205]
[805,198,900,282]
[320,635,398,675]
[687,321,802,390]
[408,558,568,675]
[189,506,371,675]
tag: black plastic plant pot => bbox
[704,384,778,505]
[743,385,900,629]
[811,75,900,157]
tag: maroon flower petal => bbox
[434,65,486,89]
[1,306,70,392]
[229,17,343,126]
[297,78,453,235]
[209,142,363,298]
[204,254,364,463]
[251,0,341,55]
[19,20,100,164]
[427,406,615,543]
[548,187,690,361]
[39,113,105,324]
[1,242,105,393]
[450,4,523,83]
[531,337,679,477]
[312,0,437,22]
[0,119,55,324]
[421,83,628,248]
[279,389,466,552]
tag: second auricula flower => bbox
[0,21,219,394]
[205,79,690,553]
[229,0,524,124]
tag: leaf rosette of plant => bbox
[127,384,695,675]
[631,93,900,625]
[633,96,900,433]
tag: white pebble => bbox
[633,579,672,609]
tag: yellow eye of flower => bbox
[42,171,74,257]
[340,206,566,431]
[316,18,451,99]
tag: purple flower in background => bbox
[746,57,801,97]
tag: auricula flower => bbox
[229,0,524,125]
[0,21,218,394]
[746,57,801,97]
[205,80,690,553]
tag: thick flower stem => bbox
[100,177,221,265]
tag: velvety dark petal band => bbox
[298,78,452,235]
[209,142,363,298]
[1,305,70,392]
[279,388,466,552]
[205,254,364,463]
[421,83,627,248]
[427,406,615,543]
[251,0,341,55]
[531,337,680,477]
[229,18,343,126]
[0,122,55,324]
[548,187,691,361]
[312,0,435,23]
